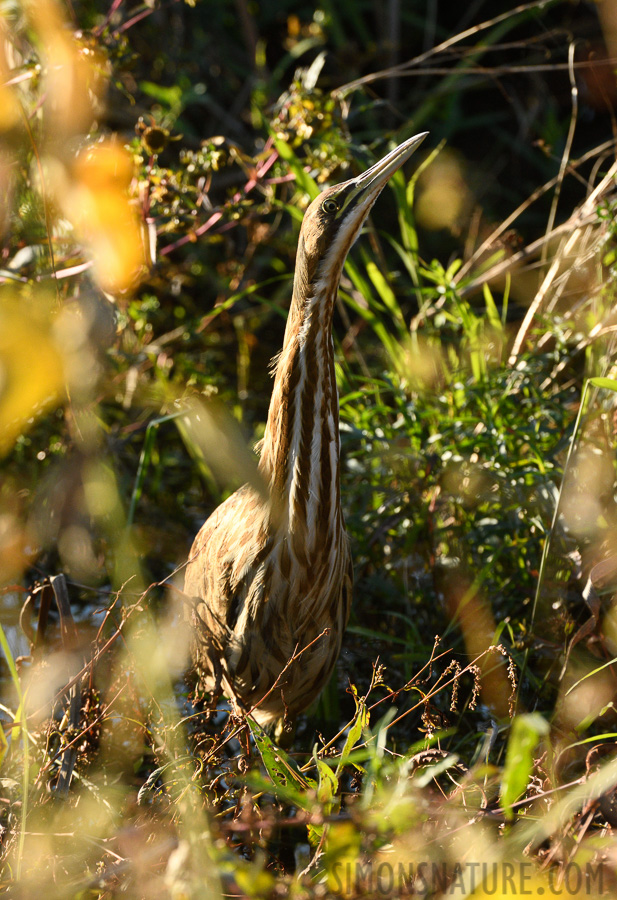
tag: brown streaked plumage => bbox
[185,132,428,726]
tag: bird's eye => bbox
[322,198,339,214]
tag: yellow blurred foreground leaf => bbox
[56,141,145,293]
[0,299,64,456]
[26,0,106,141]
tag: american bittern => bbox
[185,133,428,726]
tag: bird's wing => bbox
[184,483,270,626]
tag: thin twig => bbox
[542,42,578,270]
[455,139,617,282]
[508,159,617,363]
[334,0,564,96]
[50,575,81,798]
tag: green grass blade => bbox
[0,622,28,879]
[272,138,320,199]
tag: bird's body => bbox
[185,133,427,726]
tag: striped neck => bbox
[259,250,343,556]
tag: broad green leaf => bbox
[234,863,275,898]
[589,377,617,392]
[315,755,338,806]
[247,716,316,805]
[500,713,549,819]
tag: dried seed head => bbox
[468,664,482,711]
[442,659,462,711]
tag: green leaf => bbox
[315,754,338,806]
[335,685,370,777]
[273,139,320,199]
[483,283,504,334]
[365,259,406,331]
[444,257,463,282]
[234,864,275,899]
[309,752,339,842]
[589,377,617,392]
[247,716,316,805]
[500,713,550,819]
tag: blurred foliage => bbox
[2,0,617,896]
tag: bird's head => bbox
[296,132,428,290]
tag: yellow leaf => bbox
[27,0,105,140]
[62,142,146,292]
[324,821,362,897]
[0,300,64,456]
[0,84,21,131]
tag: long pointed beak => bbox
[347,132,428,206]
